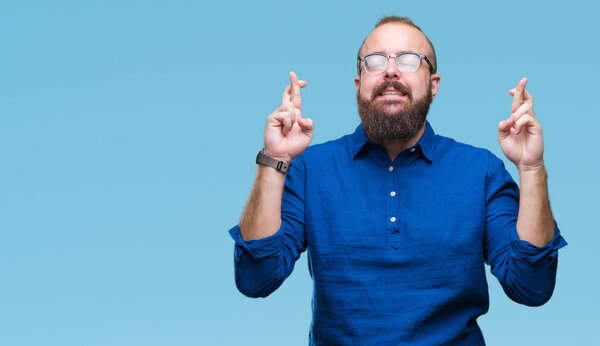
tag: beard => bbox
[357,80,433,143]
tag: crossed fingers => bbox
[281,71,307,110]
[500,77,539,136]
[510,77,534,113]
[276,71,309,136]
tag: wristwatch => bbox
[256,149,291,174]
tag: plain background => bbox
[1,1,598,345]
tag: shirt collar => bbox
[417,121,436,162]
[350,121,436,162]
[349,123,371,159]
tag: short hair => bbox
[357,16,437,75]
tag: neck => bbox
[376,124,426,161]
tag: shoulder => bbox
[297,131,356,163]
[431,132,512,182]
[286,132,354,186]
[433,133,499,164]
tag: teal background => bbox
[1,1,597,345]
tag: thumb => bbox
[498,118,513,141]
[298,117,314,134]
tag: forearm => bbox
[516,164,555,247]
[239,165,286,241]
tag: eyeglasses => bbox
[357,52,436,75]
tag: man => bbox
[229,16,566,345]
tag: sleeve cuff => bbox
[510,223,568,264]
[228,225,284,260]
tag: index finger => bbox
[511,77,528,113]
[523,88,533,106]
[281,83,291,105]
[290,71,302,110]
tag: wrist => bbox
[517,161,545,175]
[262,148,292,163]
[256,149,292,174]
[518,163,547,185]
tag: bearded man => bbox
[228,16,566,345]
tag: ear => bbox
[354,76,360,93]
[430,73,441,98]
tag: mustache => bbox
[372,81,412,101]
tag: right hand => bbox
[264,71,314,162]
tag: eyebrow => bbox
[363,51,415,56]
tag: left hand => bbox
[498,77,544,172]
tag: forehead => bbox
[361,23,429,55]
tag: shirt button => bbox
[390,191,396,197]
[390,216,396,222]
[410,148,416,153]
[388,166,394,172]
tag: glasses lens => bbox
[364,54,388,73]
[396,53,421,72]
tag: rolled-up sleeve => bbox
[483,154,567,306]
[229,155,308,298]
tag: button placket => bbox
[386,163,401,248]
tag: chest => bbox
[304,157,487,284]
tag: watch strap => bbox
[256,149,291,174]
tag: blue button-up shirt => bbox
[229,122,567,345]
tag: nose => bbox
[384,55,400,78]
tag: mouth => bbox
[376,89,409,102]
[378,89,407,97]
[373,82,411,101]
